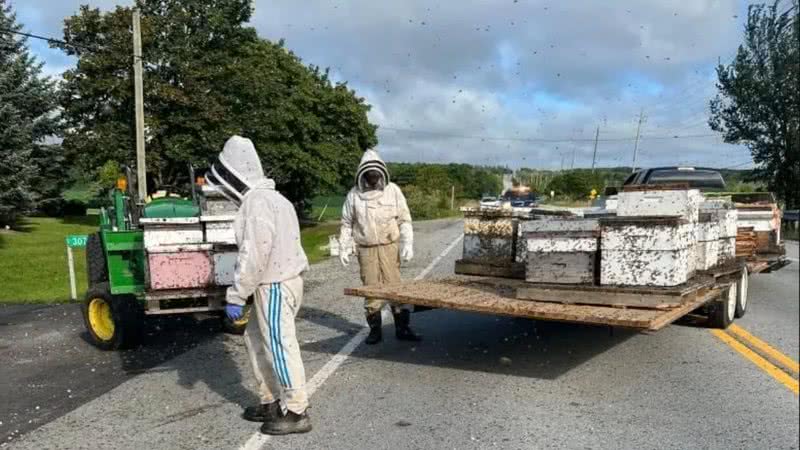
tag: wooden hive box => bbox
[600,217,696,287]
[522,219,600,285]
[617,187,702,222]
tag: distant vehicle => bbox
[623,167,726,191]
[502,186,537,207]
[480,196,501,208]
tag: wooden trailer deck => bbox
[344,275,725,332]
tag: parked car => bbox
[480,196,501,208]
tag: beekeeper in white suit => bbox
[205,135,311,436]
[339,149,421,345]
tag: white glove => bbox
[340,251,350,267]
[400,243,414,262]
[399,222,414,262]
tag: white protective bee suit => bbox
[339,150,414,318]
[206,136,310,414]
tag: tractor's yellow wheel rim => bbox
[233,307,251,327]
[88,298,115,341]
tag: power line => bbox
[378,126,718,143]
[0,27,97,52]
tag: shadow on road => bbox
[1,305,256,443]
[113,314,258,408]
[301,308,636,380]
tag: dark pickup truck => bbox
[623,167,727,191]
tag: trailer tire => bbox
[86,233,108,285]
[82,283,141,350]
[708,285,736,329]
[222,305,250,335]
[734,269,749,318]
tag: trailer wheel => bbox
[708,285,737,329]
[86,233,108,285]
[82,283,141,350]
[222,305,251,335]
[734,269,749,318]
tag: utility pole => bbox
[571,147,576,170]
[450,186,455,210]
[591,125,599,172]
[631,109,645,173]
[133,10,147,201]
[560,154,565,172]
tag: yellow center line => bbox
[727,324,800,374]
[710,329,799,395]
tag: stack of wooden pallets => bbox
[736,227,757,258]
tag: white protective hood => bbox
[206,135,274,204]
[355,149,390,194]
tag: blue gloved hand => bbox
[225,304,244,321]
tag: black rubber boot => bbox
[394,310,422,342]
[260,410,312,435]
[243,402,279,422]
[365,312,382,345]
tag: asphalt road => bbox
[1,221,797,450]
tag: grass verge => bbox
[0,216,99,304]
[0,217,341,305]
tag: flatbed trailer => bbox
[345,262,751,332]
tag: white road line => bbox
[239,233,464,450]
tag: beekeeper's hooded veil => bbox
[340,149,413,249]
[206,136,308,306]
[205,135,273,205]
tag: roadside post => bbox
[65,234,88,301]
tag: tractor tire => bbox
[707,284,737,329]
[86,233,108,285]
[82,283,142,350]
[734,268,749,318]
[222,305,251,335]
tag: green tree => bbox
[546,170,605,199]
[56,0,376,209]
[0,0,60,226]
[709,0,799,208]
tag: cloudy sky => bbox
[13,0,757,170]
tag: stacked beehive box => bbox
[140,217,213,290]
[457,208,532,278]
[199,185,238,286]
[600,217,696,286]
[737,207,780,252]
[520,219,599,284]
[700,199,738,264]
[695,213,720,271]
[599,187,702,287]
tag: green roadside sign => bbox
[66,234,88,248]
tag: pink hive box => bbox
[148,251,214,290]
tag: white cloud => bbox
[16,0,754,169]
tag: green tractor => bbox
[83,168,249,350]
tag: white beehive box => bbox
[212,251,237,286]
[201,185,238,215]
[719,209,738,238]
[140,218,203,250]
[522,219,600,285]
[700,201,737,265]
[525,231,599,285]
[462,210,524,266]
[201,215,237,245]
[696,240,720,271]
[695,214,720,270]
[718,237,736,263]
[617,188,702,222]
[600,217,695,287]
